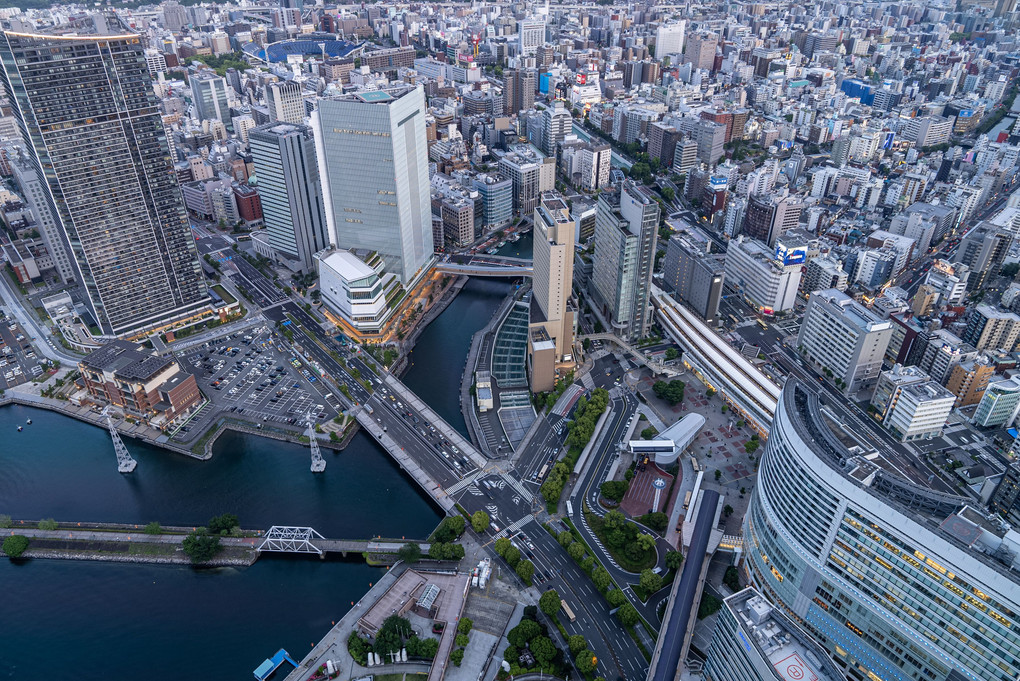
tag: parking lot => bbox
[171,326,338,441]
[0,310,44,389]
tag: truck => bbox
[364,404,374,415]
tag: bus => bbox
[560,600,576,623]
[537,463,549,481]
[566,500,574,517]
[683,491,692,510]
[757,318,769,330]
[235,233,252,242]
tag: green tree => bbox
[450,648,464,666]
[745,440,760,454]
[724,566,741,592]
[557,531,574,548]
[516,559,535,584]
[504,545,521,567]
[724,504,734,518]
[666,550,684,570]
[636,533,656,553]
[455,633,470,647]
[207,513,238,536]
[568,541,586,561]
[639,512,668,532]
[471,510,490,533]
[639,569,663,594]
[641,426,658,440]
[508,619,542,647]
[592,565,612,591]
[530,635,556,664]
[664,347,679,360]
[661,185,675,203]
[607,588,627,608]
[398,542,422,564]
[568,634,587,655]
[38,518,58,531]
[494,537,512,556]
[539,589,561,617]
[181,530,221,563]
[3,535,29,557]
[143,521,162,535]
[576,649,598,674]
[715,469,722,481]
[600,480,629,501]
[617,602,640,627]
[457,617,473,635]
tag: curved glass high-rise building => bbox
[744,379,1020,681]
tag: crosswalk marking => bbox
[500,472,533,503]
[465,484,483,496]
[580,373,595,390]
[493,514,533,539]
[445,470,480,495]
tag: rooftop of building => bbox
[317,249,378,285]
[722,588,844,681]
[809,288,892,332]
[80,340,176,382]
[786,379,1020,580]
[899,380,955,403]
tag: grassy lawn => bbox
[212,284,236,305]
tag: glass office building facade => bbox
[313,85,433,285]
[0,28,207,336]
[744,380,1020,681]
[249,122,328,273]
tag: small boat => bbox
[26,419,32,425]
[17,426,23,432]
[486,247,498,254]
[510,234,521,242]
[497,241,506,247]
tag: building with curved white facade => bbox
[744,379,1020,681]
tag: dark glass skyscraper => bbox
[0,27,208,336]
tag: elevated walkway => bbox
[578,333,684,377]
[646,489,723,681]
[435,262,533,277]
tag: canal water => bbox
[2,265,514,680]
[402,277,515,437]
[1,404,442,680]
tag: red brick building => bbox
[78,340,203,430]
[233,183,263,226]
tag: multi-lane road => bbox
[195,239,661,678]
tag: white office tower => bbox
[314,86,434,285]
[264,80,305,125]
[518,17,545,56]
[655,21,686,58]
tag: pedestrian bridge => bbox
[255,526,429,557]
[579,332,684,377]
[435,261,533,277]
[647,489,724,681]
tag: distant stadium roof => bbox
[243,35,364,63]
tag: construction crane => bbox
[472,33,481,59]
